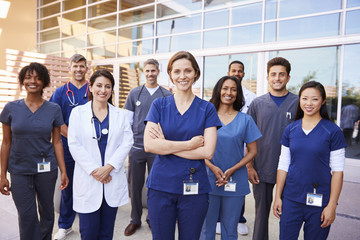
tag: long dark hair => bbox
[88,69,115,105]
[295,81,330,121]
[210,76,245,112]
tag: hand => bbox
[0,177,11,195]
[59,172,69,190]
[149,123,165,139]
[273,197,282,219]
[100,175,112,184]
[320,205,336,228]
[210,166,226,187]
[224,168,235,182]
[92,165,114,183]
[188,136,204,150]
[247,166,260,184]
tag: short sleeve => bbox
[53,104,64,127]
[330,128,348,151]
[49,88,60,105]
[124,90,136,112]
[204,102,222,129]
[145,98,161,124]
[280,125,290,147]
[247,101,257,124]
[0,102,12,125]
[244,115,262,144]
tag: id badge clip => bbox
[37,152,51,173]
[183,167,199,195]
[224,177,237,192]
[306,182,322,207]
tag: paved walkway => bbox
[1,158,359,240]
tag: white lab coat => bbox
[68,101,133,213]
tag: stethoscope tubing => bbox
[136,84,166,106]
[66,81,89,106]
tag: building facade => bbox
[37,0,360,158]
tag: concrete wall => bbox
[0,0,36,70]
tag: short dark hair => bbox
[267,57,291,75]
[167,51,200,83]
[295,81,330,121]
[88,69,115,105]
[228,60,245,72]
[70,54,87,66]
[18,62,50,96]
[210,76,245,112]
[144,59,159,69]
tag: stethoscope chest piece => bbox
[101,128,109,135]
[136,100,141,106]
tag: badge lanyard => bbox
[224,177,237,192]
[183,168,199,195]
[37,152,51,173]
[136,84,166,106]
[306,182,323,207]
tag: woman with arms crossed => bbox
[273,81,347,239]
[68,69,133,239]
[0,62,68,240]
[203,76,261,240]
[144,51,222,240]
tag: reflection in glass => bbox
[230,53,258,95]
[88,45,116,60]
[203,29,228,48]
[63,8,86,22]
[265,0,277,20]
[88,1,117,18]
[40,41,60,53]
[40,16,60,30]
[157,0,201,18]
[342,44,360,158]
[40,3,60,18]
[276,0,341,18]
[41,0,57,4]
[278,14,340,41]
[40,28,60,42]
[157,15,201,36]
[118,39,153,57]
[346,10,360,35]
[264,22,276,42]
[119,6,154,25]
[62,36,86,52]
[230,24,261,45]
[63,0,86,11]
[63,49,86,58]
[347,0,360,8]
[119,24,154,41]
[156,33,201,53]
[204,9,229,29]
[62,22,86,37]
[203,55,228,100]
[204,0,243,9]
[232,2,262,25]
[88,15,117,32]
[88,30,116,46]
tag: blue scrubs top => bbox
[92,113,109,166]
[145,95,222,194]
[50,82,89,164]
[0,99,64,175]
[209,112,262,196]
[281,119,347,206]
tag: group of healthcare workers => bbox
[0,50,347,240]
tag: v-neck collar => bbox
[171,95,197,116]
[300,118,323,136]
[22,99,46,114]
[221,111,240,127]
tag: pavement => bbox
[1,157,359,240]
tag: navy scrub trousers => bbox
[10,170,58,240]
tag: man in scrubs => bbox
[247,57,298,240]
[123,59,171,236]
[51,54,89,240]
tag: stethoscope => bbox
[91,101,109,141]
[66,81,89,107]
[136,84,166,106]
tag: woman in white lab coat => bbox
[68,69,133,240]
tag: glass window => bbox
[88,15,117,32]
[264,22,276,42]
[266,0,342,19]
[230,24,261,45]
[117,0,154,11]
[63,0,86,11]
[40,41,60,53]
[232,2,262,25]
[204,9,229,29]
[119,6,154,25]
[63,8,86,22]
[118,39,154,57]
[278,13,340,41]
[347,0,360,8]
[40,28,60,42]
[63,49,86,58]
[119,23,154,41]
[40,16,60,30]
[203,55,229,100]
[40,0,57,4]
[341,44,360,158]
[230,53,258,95]
[203,29,228,48]
[62,36,86,52]
[204,0,244,10]
[88,30,116,46]
[157,14,201,36]
[156,33,201,53]
[157,0,202,18]
[62,22,86,37]
[346,10,360,35]
[87,45,116,60]
[40,3,60,18]
[88,1,117,18]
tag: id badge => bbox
[306,193,323,207]
[224,181,237,192]
[38,162,51,173]
[183,180,199,195]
